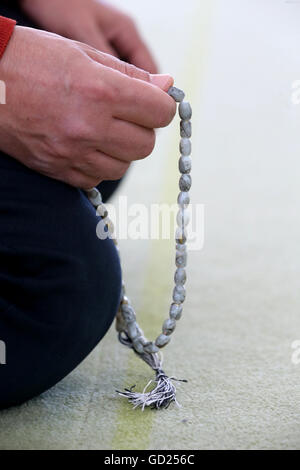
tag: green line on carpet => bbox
[111,0,214,450]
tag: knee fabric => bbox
[0,153,122,408]
[0,2,123,408]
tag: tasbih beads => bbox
[86,87,192,409]
[117,87,192,356]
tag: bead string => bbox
[85,87,192,409]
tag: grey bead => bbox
[179,101,192,120]
[176,243,187,253]
[115,311,126,332]
[121,294,129,305]
[176,247,187,267]
[180,120,192,138]
[87,188,102,207]
[167,86,185,102]
[155,334,171,348]
[174,268,186,285]
[121,304,136,323]
[177,209,190,228]
[136,325,144,337]
[143,341,159,354]
[169,302,183,320]
[105,217,115,234]
[173,284,186,303]
[180,138,191,156]
[177,191,190,207]
[176,227,187,244]
[179,174,192,191]
[139,336,148,346]
[97,204,108,219]
[179,156,192,174]
[162,318,176,335]
[132,338,144,354]
[86,188,98,198]
[127,321,141,340]
[120,283,126,299]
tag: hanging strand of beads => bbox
[85,87,191,410]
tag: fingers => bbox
[99,118,156,162]
[82,22,118,57]
[150,74,174,92]
[69,150,130,188]
[100,66,176,129]
[93,2,158,73]
[83,44,173,91]
[76,49,175,129]
[65,119,156,188]
[129,44,159,75]
[82,50,176,128]
[111,19,158,74]
[78,17,157,73]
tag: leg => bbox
[0,153,122,409]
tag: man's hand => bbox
[21,0,158,73]
[0,26,175,189]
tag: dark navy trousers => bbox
[0,2,122,408]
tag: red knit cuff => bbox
[0,16,16,60]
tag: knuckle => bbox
[158,99,177,128]
[139,131,156,159]
[124,62,150,82]
[97,82,116,104]
[93,73,121,105]
[45,138,72,160]
[79,180,96,190]
[63,118,90,141]
[74,175,101,190]
[71,69,115,104]
[106,81,122,105]
[60,171,79,188]
[88,179,102,189]
[111,161,130,180]
[117,162,130,179]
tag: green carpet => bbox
[1,0,300,450]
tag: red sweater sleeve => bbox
[0,16,16,60]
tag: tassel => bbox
[116,332,187,410]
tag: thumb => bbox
[150,74,174,91]
[120,62,174,91]
[84,46,173,91]
[119,62,174,91]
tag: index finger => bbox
[101,65,177,129]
